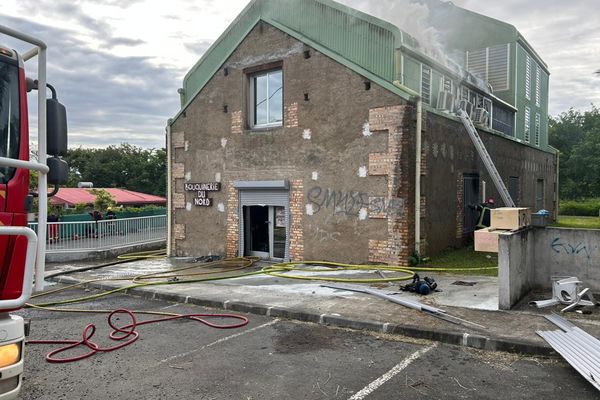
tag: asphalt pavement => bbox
[42,257,600,356]
[17,288,599,399]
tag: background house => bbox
[167,0,557,264]
[50,188,167,209]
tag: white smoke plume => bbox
[340,0,448,63]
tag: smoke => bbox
[340,0,448,63]
[339,0,492,92]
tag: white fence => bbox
[28,215,166,253]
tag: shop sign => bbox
[184,182,221,207]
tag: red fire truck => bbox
[0,25,68,399]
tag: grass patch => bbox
[420,246,498,276]
[551,215,600,229]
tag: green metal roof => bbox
[174,0,417,123]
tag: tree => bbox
[63,144,166,196]
[549,105,600,199]
[89,188,116,212]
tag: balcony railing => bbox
[28,215,166,253]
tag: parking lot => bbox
[18,287,597,399]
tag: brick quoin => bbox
[367,105,414,266]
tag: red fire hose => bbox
[27,308,249,363]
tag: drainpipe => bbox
[392,81,422,255]
[555,152,560,221]
[166,120,173,256]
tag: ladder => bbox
[457,109,516,207]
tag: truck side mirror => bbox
[47,156,69,185]
[47,98,68,157]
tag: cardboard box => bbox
[490,207,531,230]
[474,228,509,253]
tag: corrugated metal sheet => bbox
[182,0,405,109]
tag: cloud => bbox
[0,15,183,148]
[184,39,214,56]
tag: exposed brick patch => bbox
[172,131,185,148]
[172,163,185,179]
[368,239,388,263]
[456,174,464,239]
[368,107,405,132]
[174,224,186,240]
[173,193,185,209]
[284,102,299,128]
[231,110,243,134]
[289,179,304,260]
[368,153,392,176]
[366,105,414,266]
[225,185,239,258]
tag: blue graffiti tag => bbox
[551,237,593,259]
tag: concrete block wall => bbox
[498,226,600,309]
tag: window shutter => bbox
[488,44,509,91]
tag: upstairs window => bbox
[525,55,531,100]
[420,65,431,105]
[250,69,283,128]
[535,113,541,146]
[535,65,541,107]
[524,106,531,143]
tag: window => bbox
[250,69,282,128]
[525,55,531,100]
[420,65,431,105]
[535,65,541,107]
[535,113,541,146]
[0,61,21,183]
[524,106,531,142]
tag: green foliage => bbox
[89,188,116,211]
[425,247,498,277]
[558,198,600,216]
[551,215,600,229]
[64,144,166,196]
[549,105,600,199]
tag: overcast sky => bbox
[1,0,599,149]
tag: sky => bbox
[1,0,599,149]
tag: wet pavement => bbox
[41,257,600,355]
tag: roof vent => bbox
[77,182,93,188]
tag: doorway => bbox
[243,205,287,259]
[463,173,480,234]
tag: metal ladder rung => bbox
[457,109,516,207]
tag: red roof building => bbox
[50,188,166,208]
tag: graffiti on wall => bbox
[550,237,595,260]
[307,186,404,217]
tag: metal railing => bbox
[28,215,166,253]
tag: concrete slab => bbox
[41,258,600,355]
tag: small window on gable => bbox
[249,68,283,128]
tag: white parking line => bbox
[348,343,438,400]
[159,319,279,364]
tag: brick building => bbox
[167,0,557,265]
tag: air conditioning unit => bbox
[458,99,474,118]
[473,107,489,126]
[436,91,455,112]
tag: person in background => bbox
[48,212,59,243]
[105,207,117,235]
[470,198,495,229]
[90,210,103,238]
